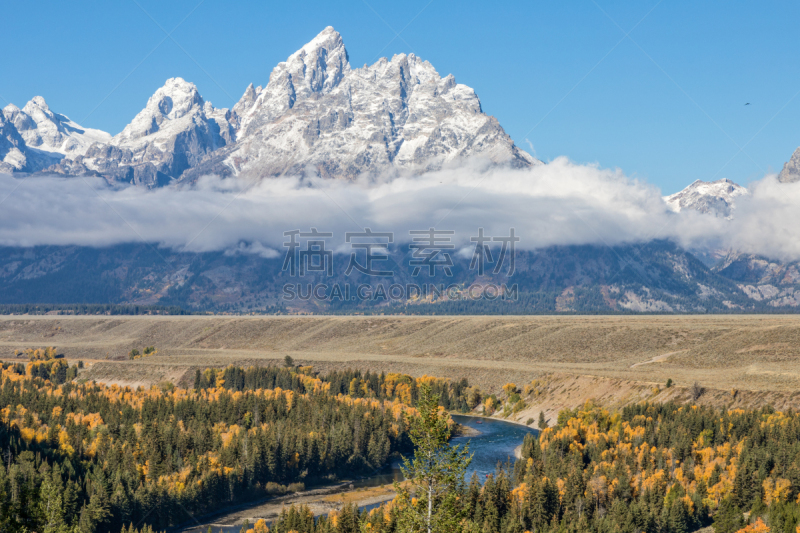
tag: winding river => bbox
[179,415,537,532]
[353,414,538,488]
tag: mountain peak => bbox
[114,78,205,144]
[24,96,50,113]
[299,26,343,55]
[664,178,748,218]
[233,83,259,118]
[279,26,350,96]
[147,77,203,118]
[235,27,352,134]
[778,146,800,183]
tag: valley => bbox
[3,314,800,405]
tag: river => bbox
[178,415,537,532]
[351,414,538,488]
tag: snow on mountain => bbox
[778,146,800,183]
[185,26,538,180]
[0,112,29,173]
[112,77,234,150]
[1,97,111,172]
[6,27,537,184]
[2,97,110,158]
[48,77,236,187]
[663,178,748,219]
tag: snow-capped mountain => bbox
[1,97,111,172]
[186,27,537,180]
[1,27,537,185]
[4,97,111,156]
[0,112,28,173]
[664,178,748,219]
[778,146,800,183]
[44,78,236,187]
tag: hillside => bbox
[1,240,796,313]
[2,315,800,401]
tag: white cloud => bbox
[0,159,797,261]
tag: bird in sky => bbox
[745,103,750,106]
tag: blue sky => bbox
[2,0,798,194]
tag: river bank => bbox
[176,415,535,533]
[176,483,396,533]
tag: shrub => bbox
[265,482,287,494]
[287,482,305,493]
[484,397,496,415]
[526,418,534,426]
[666,378,673,388]
[538,411,548,429]
[466,387,482,409]
[690,381,705,401]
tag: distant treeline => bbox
[196,366,480,413]
[0,303,192,315]
[0,363,434,532]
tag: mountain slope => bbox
[0,112,28,173]
[184,26,538,181]
[779,146,800,183]
[0,240,783,313]
[43,78,236,187]
[663,178,747,219]
[5,28,536,185]
[1,97,111,172]
[713,252,800,307]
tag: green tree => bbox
[38,470,69,533]
[668,498,689,533]
[538,411,547,430]
[393,383,472,533]
[284,355,294,367]
[714,497,745,533]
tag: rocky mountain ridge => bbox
[1,96,111,173]
[779,146,800,183]
[663,178,748,219]
[0,240,793,313]
[2,27,537,186]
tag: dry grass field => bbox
[2,314,800,407]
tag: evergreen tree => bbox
[714,497,745,533]
[394,383,473,533]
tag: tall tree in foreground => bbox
[393,383,473,533]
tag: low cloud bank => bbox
[0,158,797,261]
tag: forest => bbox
[264,401,800,533]
[4,357,800,533]
[0,361,476,532]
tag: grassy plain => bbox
[1,314,799,396]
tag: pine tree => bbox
[38,470,68,533]
[537,411,547,430]
[668,498,689,533]
[394,383,473,533]
[714,497,745,533]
